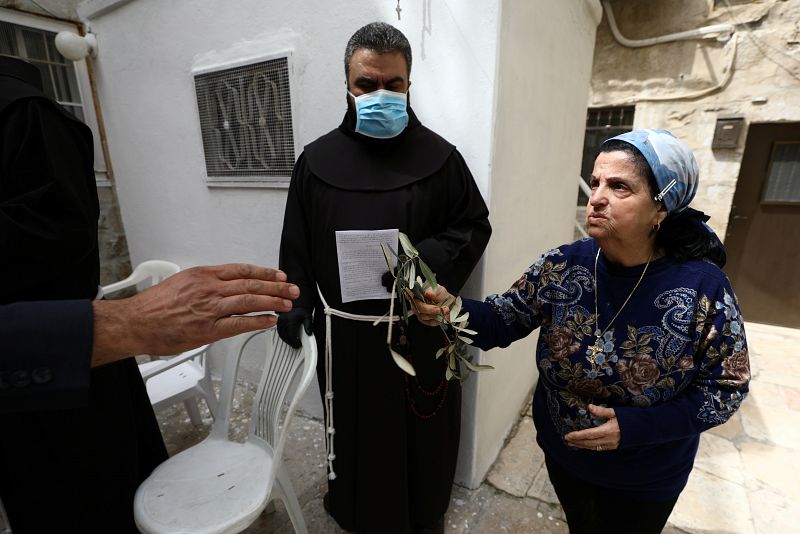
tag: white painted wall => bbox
[456,0,603,488]
[83,0,498,273]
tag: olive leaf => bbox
[452,311,469,323]
[390,348,417,376]
[377,231,491,382]
[455,327,478,336]
[398,233,419,258]
[461,357,495,372]
[380,243,396,272]
[400,287,410,322]
[372,311,389,326]
[418,258,438,290]
[449,297,462,320]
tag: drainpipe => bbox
[600,0,738,103]
[602,0,734,47]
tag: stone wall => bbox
[590,0,800,239]
[97,185,132,285]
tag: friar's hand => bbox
[277,307,313,349]
[381,270,395,293]
[563,404,621,452]
[412,286,454,327]
[93,264,299,364]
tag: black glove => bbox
[382,270,395,293]
[277,307,313,349]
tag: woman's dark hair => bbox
[598,140,726,267]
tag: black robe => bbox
[0,57,167,533]
[279,109,491,533]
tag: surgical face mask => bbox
[348,89,409,139]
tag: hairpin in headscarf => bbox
[603,129,698,214]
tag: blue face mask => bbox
[348,89,409,139]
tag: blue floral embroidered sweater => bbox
[463,238,749,500]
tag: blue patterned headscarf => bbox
[601,129,727,268]
[602,129,698,214]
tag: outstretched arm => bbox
[1,264,299,413]
[413,248,567,351]
[413,284,535,352]
[92,263,299,365]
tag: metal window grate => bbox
[585,106,635,131]
[194,57,295,180]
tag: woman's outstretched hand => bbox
[563,404,621,452]
[412,285,454,327]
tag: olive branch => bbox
[378,232,493,382]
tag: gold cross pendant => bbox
[588,339,604,363]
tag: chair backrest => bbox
[211,329,317,457]
[101,260,180,295]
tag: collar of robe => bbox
[303,107,455,191]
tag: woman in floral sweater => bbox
[415,130,749,534]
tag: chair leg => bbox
[184,398,204,426]
[275,463,308,534]
[198,377,218,420]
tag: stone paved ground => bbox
[156,321,799,533]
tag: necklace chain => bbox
[592,248,652,343]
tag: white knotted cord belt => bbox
[317,283,403,480]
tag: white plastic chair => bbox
[102,260,218,425]
[133,328,317,534]
[101,259,180,295]
[138,344,217,425]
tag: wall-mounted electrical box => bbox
[712,115,745,149]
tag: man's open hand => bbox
[92,264,300,365]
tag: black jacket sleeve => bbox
[0,299,93,413]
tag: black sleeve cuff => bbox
[0,300,93,413]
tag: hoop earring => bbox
[652,223,661,232]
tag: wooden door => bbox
[724,122,800,327]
